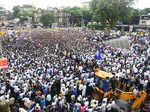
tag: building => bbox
[19,5,36,25]
[82,1,90,9]
[20,5,35,15]
[139,13,150,27]
[47,7,71,27]
[34,8,43,24]
[0,6,9,26]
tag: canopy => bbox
[95,70,114,79]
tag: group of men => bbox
[0,28,150,112]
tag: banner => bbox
[97,47,101,60]
[0,58,8,69]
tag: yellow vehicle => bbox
[0,97,15,112]
[93,69,147,111]
[95,70,114,79]
[92,70,114,100]
[114,89,147,111]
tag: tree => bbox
[90,0,135,26]
[40,12,54,27]
[65,7,82,26]
[140,8,150,15]
[81,8,92,26]
[118,0,135,24]
[7,11,14,20]
[65,7,92,26]
[12,5,36,22]
[19,5,36,18]
[129,9,141,24]
[12,6,21,18]
[89,0,100,22]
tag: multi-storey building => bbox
[47,7,71,27]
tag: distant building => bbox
[19,5,36,25]
[34,8,43,23]
[82,1,90,9]
[139,13,150,26]
[20,5,35,15]
[47,7,71,27]
[0,6,9,26]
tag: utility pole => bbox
[81,15,84,27]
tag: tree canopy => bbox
[90,0,135,26]
[40,12,54,27]
[65,7,92,26]
[12,6,21,18]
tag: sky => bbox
[134,0,150,9]
[0,0,149,10]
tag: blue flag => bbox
[97,47,101,60]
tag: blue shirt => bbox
[73,88,77,96]
[73,108,78,112]
[43,88,47,95]
[40,99,45,108]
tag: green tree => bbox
[65,7,82,26]
[7,11,14,20]
[129,9,141,24]
[12,5,36,22]
[90,0,135,26]
[12,6,21,18]
[118,0,135,24]
[89,0,100,22]
[40,12,54,27]
[81,8,92,26]
[140,8,150,15]
[65,7,92,26]
[20,5,35,18]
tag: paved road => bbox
[105,36,130,49]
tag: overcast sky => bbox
[0,0,149,10]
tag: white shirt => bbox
[133,88,138,94]
[79,84,83,91]
[84,101,89,107]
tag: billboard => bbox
[0,58,8,69]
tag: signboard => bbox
[51,23,57,28]
[0,58,8,69]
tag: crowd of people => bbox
[0,28,150,112]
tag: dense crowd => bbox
[0,29,150,112]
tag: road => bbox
[104,36,130,49]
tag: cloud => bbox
[0,0,149,10]
[0,0,90,10]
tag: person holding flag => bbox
[96,47,101,66]
[97,47,101,61]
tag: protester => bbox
[0,28,149,112]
